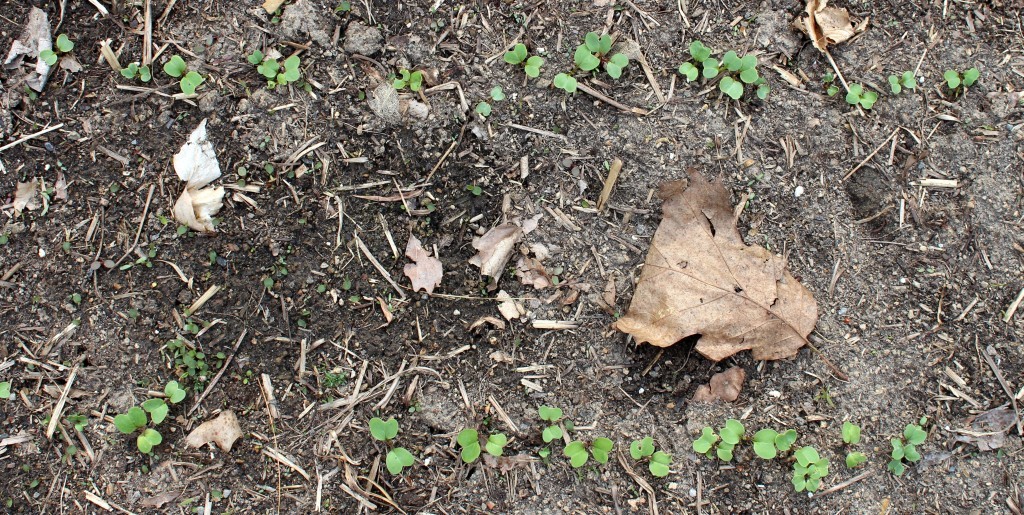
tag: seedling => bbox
[792,446,829,492]
[112,381,185,454]
[553,73,578,94]
[751,428,797,459]
[887,417,927,476]
[822,72,839,96]
[845,83,877,109]
[162,55,205,95]
[691,427,719,457]
[393,69,423,92]
[564,437,613,468]
[0,381,10,399]
[574,32,629,79]
[677,42,768,100]
[121,63,153,82]
[503,43,544,78]
[630,436,672,477]
[716,419,745,461]
[538,406,564,443]
[39,34,74,66]
[943,67,979,90]
[475,102,491,118]
[456,428,508,463]
[465,184,482,196]
[887,71,917,94]
[841,421,867,468]
[369,417,415,474]
[248,51,302,89]
[490,86,506,101]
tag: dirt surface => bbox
[1,0,1023,513]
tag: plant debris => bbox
[796,0,857,52]
[691,366,746,403]
[403,235,442,294]
[469,223,523,289]
[172,119,225,232]
[184,410,243,452]
[13,179,40,214]
[954,406,1018,451]
[3,7,52,91]
[614,173,818,362]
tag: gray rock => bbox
[344,22,383,56]
[280,0,332,48]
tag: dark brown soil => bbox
[1,0,1022,513]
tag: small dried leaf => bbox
[516,256,552,290]
[614,173,818,361]
[798,0,857,52]
[403,235,442,293]
[469,316,506,331]
[496,290,525,320]
[691,366,746,403]
[185,410,242,452]
[469,224,523,284]
[3,8,52,91]
[13,179,40,214]
[173,186,225,232]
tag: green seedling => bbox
[475,102,491,117]
[66,414,88,431]
[553,73,578,94]
[678,42,767,99]
[490,86,506,101]
[393,69,423,92]
[163,55,205,95]
[846,451,868,468]
[120,63,153,82]
[841,421,861,445]
[39,34,74,66]
[249,51,302,88]
[691,427,719,457]
[538,406,564,443]
[503,43,544,78]
[822,72,839,96]
[716,419,745,461]
[845,83,877,109]
[456,428,508,463]
[0,381,11,399]
[465,184,482,196]
[887,71,917,94]
[112,381,185,454]
[630,436,671,477]
[751,428,798,459]
[887,417,927,476]
[792,446,829,492]
[369,417,415,474]
[574,31,629,79]
[943,67,979,90]
[564,437,613,468]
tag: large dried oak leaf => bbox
[614,174,817,361]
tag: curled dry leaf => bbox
[403,235,443,293]
[691,366,746,403]
[614,173,818,362]
[172,119,225,232]
[185,410,243,452]
[13,179,40,214]
[3,8,52,92]
[516,256,552,289]
[496,290,525,320]
[469,223,523,287]
[469,316,506,331]
[954,406,1017,451]
[797,0,856,52]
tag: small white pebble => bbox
[638,387,645,394]
[38,248,46,258]
[689,488,697,498]
[794,185,805,198]
[453,309,461,316]
[768,390,782,398]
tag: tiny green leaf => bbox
[0,382,11,399]
[40,49,58,66]
[904,424,926,445]
[369,417,399,441]
[678,62,698,82]
[598,34,612,55]
[888,75,901,94]
[890,438,905,460]
[137,428,162,454]
[692,427,717,454]
[485,433,507,456]
[720,76,743,100]
[739,67,759,84]
[739,54,757,71]
[409,71,423,91]
[689,41,711,62]
[962,67,979,87]
[756,82,770,100]
[180,71,205,95]
[649,451,671,477]
[247,50,264,65]
[164,55,187,78]
[859,90,878,109]
[775,429,797,451]
[842,421,861,445]
[591,437,613,464]
[504,43,527,64]
[553,73,577,94]
[542,425,562,443]
[457,428,478,447]
[475,102,491,117]
[524,56,544,77]
[901,71,916,89]
[538,406,562,422]
[490,86,506,101]
[944,70,960,89]
[121,63,139,79]
[574,46,600,71]
[564,441,588,467]
[722,51,741,72]
[702,58,720,79]
[386,447,414,474]
[56,34,74,52]
[142,398,169,425]
[888,459,906,476]
[461,442,481,463]
[845,451,867,468]
[584,32,601,53]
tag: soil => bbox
[1,0,1023,513]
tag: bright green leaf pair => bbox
[0,381,11,399]
[792,446,829,492]
[553,73,577,94]
[475,102,491,117]
[944,67,979,89]
[120,63,152,82]
[393,69,423,92]
[630,436,671,477]
[845,83,877,109]
[456,428,507,463]
[136,428,162,454]
[369,417,400,442]
[538,406,564,442]
[114,406,147,434]
[385,447,415,474]
[564,438,613,468]
[751,428,797,460]
[888,71,917,94]
[503,44,544,78]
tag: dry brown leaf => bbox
[691,366,746,403]
[469,316,505,331]
[955,406,1017,451]
[13,179,40,214]
[403,235,442,293]
[798,0,856,52]
[496,290,525,320]
[516,256,552,289]
[614,173,818,361]
[469,223,523,286]
[185,410,242,452]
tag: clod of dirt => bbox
[185,410,243,452]
[691,366,746,403]
[469,224,523,289]
[403,235,443,294]
[3,7,52,91]
[614,173,818,361]
[279,0,332,48]
[13,179,40,215]
[343,22,383,56]
[796,0,856,52]
[172,119,225,232]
